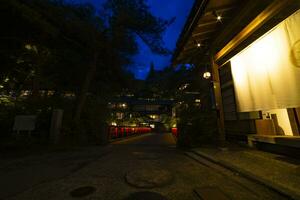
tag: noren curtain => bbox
[230,10,300,112]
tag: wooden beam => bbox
[211,56,226,146]
[183,45,197,51]
[191,35,211,42]
[183,36,211,50]
[211,0,259,49]
[197,20,216,28]
[215,0,291,62]
[172,0,209,64]
[206,4,238,14]
[192,29,216,37]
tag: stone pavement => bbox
[0,146,112,198]
[192,146,300,200]
[0,133,291,200]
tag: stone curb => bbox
[191,149,300,200]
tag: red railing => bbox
[171,127,178,138]
[108,126,152,140]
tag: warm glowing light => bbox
[150,124,155,129]
[111,122,117,126]
[195,99,201,103]
[20,90,30,96]
[0,85,3,89]
[197,43,201,47]
[231,10,300,112]
[25,44,38,52]
[25,44,32,50]
[149,115,158,119]
[119,103,127,108]
[217,15,222,21]
[203,71,211,79]
[263,109,293,136]
[179,83,189,90]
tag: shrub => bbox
[176,104,218,148]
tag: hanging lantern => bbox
[203,71,211,79]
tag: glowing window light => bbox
[25,44,32,50]
[149,115,158,119]
[111,122,117,126]
[179,83,189,90]
[25,44,38,52]
[118,103,127,108]
[150,124,155,129]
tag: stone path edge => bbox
[191,149,300,200]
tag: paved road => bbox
[0,133,287,200]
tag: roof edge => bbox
[172,0,209,65]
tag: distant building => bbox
[108,96,174,131]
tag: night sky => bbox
[73,0,195,79]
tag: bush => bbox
[0,93,110,147]
[176,104,218,148]
[0,95,68,142]
[60,96,109,146]
[0,96,16,138]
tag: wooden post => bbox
[210,56,226,147]
[50,109,64,144]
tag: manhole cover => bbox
[124,191,168,200]
[70,186,96,198]
[125,169,173,188]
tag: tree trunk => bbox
[74,52,98,122]
[31,65,40,98]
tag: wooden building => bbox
[173,0,300,151]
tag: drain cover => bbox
[125,169,173,188]
[124,191,168,200]
[70,186,96,198]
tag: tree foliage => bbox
[0,0,172,119]
[0,0,174,144]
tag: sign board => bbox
[13,115,36,132]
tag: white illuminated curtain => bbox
[230,10,300,112]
